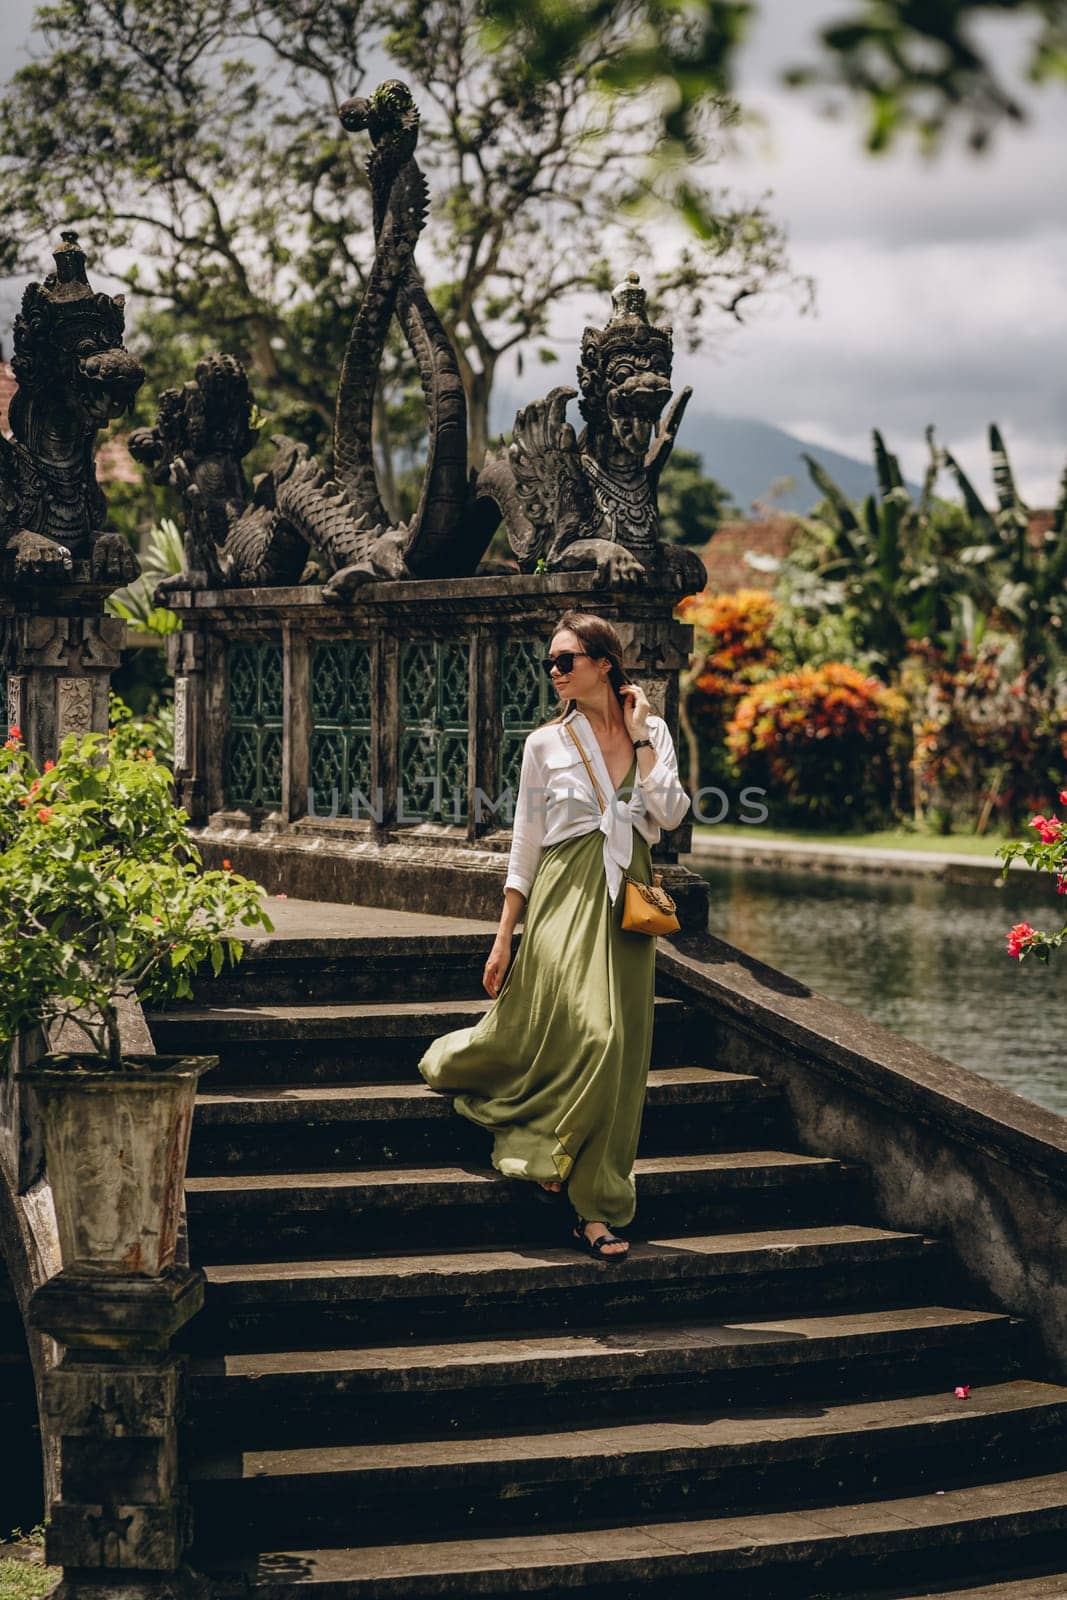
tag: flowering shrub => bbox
[677,589,781,788]
[997,789,1067,963]
[678,589,780,698]
[726,662,909,826]
[903,641,1067,833]
[0,726,273,1068]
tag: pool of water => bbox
[693,859,1067,1119]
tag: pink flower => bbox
[1058,874,1067,896]
[1060,789,1067,807]
[1006,922,1037,960]
[277,892,288,899]
[954,1385,971,1399]
[1029,814,1063,845]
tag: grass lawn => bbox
[691,823,1023,859]
[0,1560,58,1600]
[0,1529,58,1600]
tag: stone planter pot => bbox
[16,1053,217,1277]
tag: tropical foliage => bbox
[941,427,1067,686]
[762,429,997,681]
[902,642,1067,835]
[108,693,176,771]
[657,450,736,549]
[0,726,272,1070]
[106,519,184,639]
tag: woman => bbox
[417,610,692,1260]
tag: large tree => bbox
[0,0,803,487]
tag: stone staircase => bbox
[147,931,1067,1599]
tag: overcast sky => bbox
[2,0,1065,503]
[681,1,1067,505]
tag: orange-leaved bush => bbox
[726,662,909,826]
[677,589,780,788]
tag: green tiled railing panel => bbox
[399,639,469,821]
[310,641,372,815]
[498,637,554,801]
[224,641,283,809]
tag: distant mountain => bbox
[680,411,922,515]
[488,388,920,516]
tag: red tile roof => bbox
[701,514,800,592]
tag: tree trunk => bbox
[463,362,496,469]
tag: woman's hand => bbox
[484,933,512,998]
[618,682,652,741]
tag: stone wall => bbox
[657,929,1067,1381]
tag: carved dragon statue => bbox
[473,271,708,597]
[0,232,144,587]
[131,80,479,599]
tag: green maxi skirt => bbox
[416,757,656,1230]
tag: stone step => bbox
[863,1574,1067,1600]
[185,1303,1028,1450]
[184,1150,866,1259]
[196,1466,1067,1598]
[190,939,494,1007]
[187,1068,788,1172]
[180,1226,948,1353]
[148,996,703,1084]
[856,1573,1067,1598]
[187,1379,1067,1550]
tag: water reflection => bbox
[694,859,1067,1118]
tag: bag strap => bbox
[564,723,607,813]
[567,721,668,895]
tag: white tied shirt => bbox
[503,706,691,907]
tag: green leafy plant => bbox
[0,725,273,1070]
[942,426,1067,686]
[903,639,1067,833]
[780,429,998,681]
[105,518,184,637]
[108,692,175,770]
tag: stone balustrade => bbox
[166,571,710,929]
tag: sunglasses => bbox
[541,651,594,678]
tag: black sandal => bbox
[571,1215,629,1261]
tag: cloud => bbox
[669,10,1067,509]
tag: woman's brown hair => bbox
[541,610,637,727]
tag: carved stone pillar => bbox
[28,1267,206,1600]
[2,605,125,769]
[281,623,310,824]
[167,628,208,824]
[614,611,696,866]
